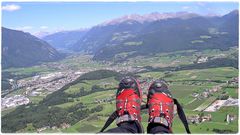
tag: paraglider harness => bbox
[99,98,191,133]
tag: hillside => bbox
[68,10,238,61]
[42,29,88,50]
[2,27,63,69]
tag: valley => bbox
[1,6,239,134]
[1,47,238,133]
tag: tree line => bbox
[2,102,104,133]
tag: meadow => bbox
[2,48,238,133]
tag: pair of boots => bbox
[100,77,190,133]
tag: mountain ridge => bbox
[69,10,238,60]
[2,27,63,69]
[40,10,238,61]
[42,29,88,50]
[99,11,201,26]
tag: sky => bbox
[1,2,239,36]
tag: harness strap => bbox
[99,111,118,132]
[141,104,147,110]
[173,98,191,134]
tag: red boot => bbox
[115,77,144,132]
[147,80,174,132]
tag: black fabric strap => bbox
[141,104,147,110]
[173,98,191,134]
[99,111,118,132]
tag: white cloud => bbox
[2,4,21,11]
[33,31,51,38]
[197,2,206,7]
[182,6,191,10]
[15,26,33,31]
[40,26,48,29]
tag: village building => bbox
[60,123,71,129]
[187,115,200,124]
[202,91,210,98]
[201,114,212,122]
[196,56,208,63]
[226,114,236,124]
[187,114,212,124]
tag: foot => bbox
[116,77,142,124]
[147,80,174,131]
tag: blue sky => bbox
[2,2,239,35]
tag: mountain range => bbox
[2,10,238,69]
[2,27,63,69]
[42,29,88,50]
[43,10,238,61]
[99,11,200,26]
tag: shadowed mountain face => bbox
[42,30,88,50]
[67,10,238,61]
[2,27,63,69]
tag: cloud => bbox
[40,26,48,29]
[182,6,191,10]
[16,26,33,31]
[33,31,51,38]
[197,2,206,7]
[2,4,21,11]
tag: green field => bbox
[65,77,118,94]
[3,66,54,75]
[194,97,217,111]
[59,54,108,70]
[29,95,46,104]
[185,99,206,110]
[222,87,238,98]
[164,67,238,82]
[2,48,238,133]
[125,50,197,67]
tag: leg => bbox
[147,123,172,133]
[105,121,139,133]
